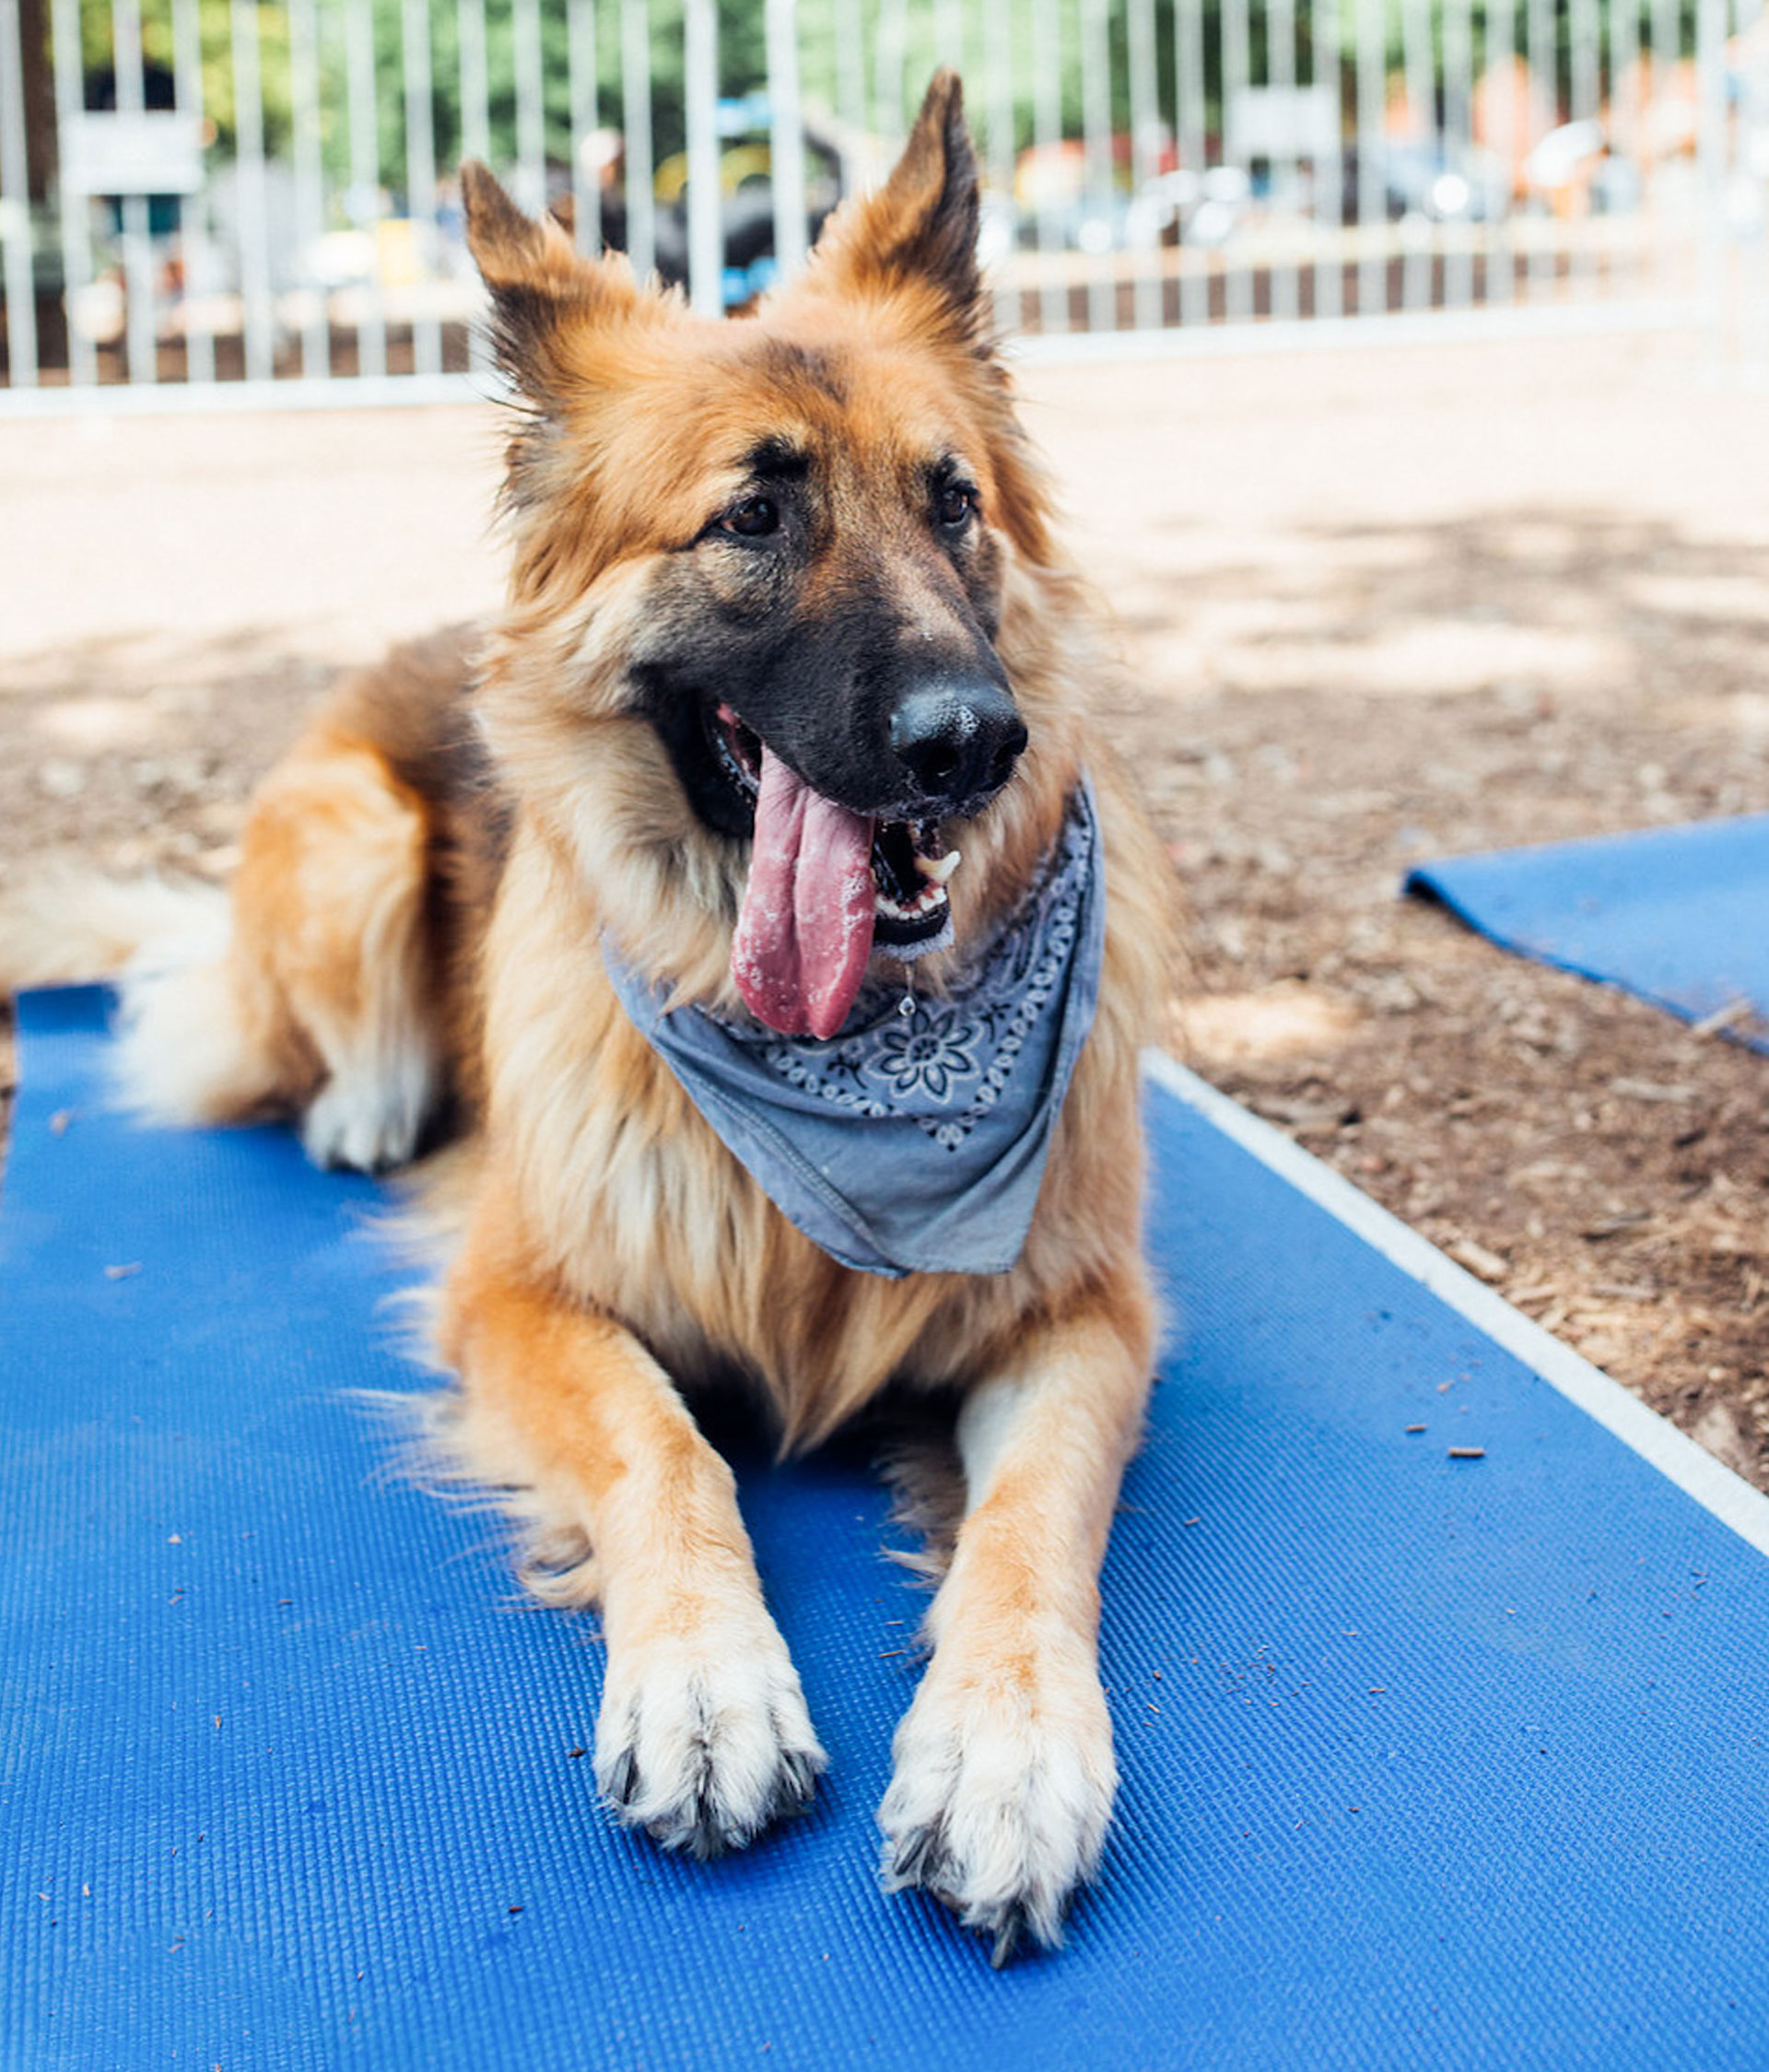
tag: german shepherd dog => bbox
[2,75,1175,1961]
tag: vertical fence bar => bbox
[835,0,866,169]
[684,0,720,314]
[1571,0,1601,124]
[893,0,908,148]
[1314,0,1345,317]
[1570,0,1599,287]
[1270,0,1301,319]
[984,0,1017,335]
[1355,0,1384,312]
[1441,0,1472,304]
[1032,0,1066,333]
[345,0,386,378]
[621,0,654,277]
[932,0,963,72]
[49,0,95,383]
[1081,0,1115,334]
[289,0,329,377]
[458,0,490,371]
[873,0,908,142]
[1127,0,1161,330]
[458,0,490,163]
[229,0,275,380]
[1649,0,1676,299]
[170,0,214,380]
[111,0,157,381]
[1697,0,1727,353]
[1740,0,1769,372]
[568,0,601,255]
[765,0,807,282]
[1400,0,1434,308]
[1526,0,1554,295]
[513,0,545,214]
[1223,0,1251,319]
[1485,0,1516,303]
[1623,0,1648,306]
[0,0,38,385]
[1177,0,1208,323]
[402,0,442,375]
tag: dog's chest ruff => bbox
[603,783,1106,1278]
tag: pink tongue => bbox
[732,745,876,1039]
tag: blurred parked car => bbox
[1011,135,1180,252]
[642,97,848,305]
[1340,140,1494,224]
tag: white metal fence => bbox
[1,0,1765,405]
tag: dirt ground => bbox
[3,328,1766,1483]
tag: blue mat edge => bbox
[1143,1048,1769,1562]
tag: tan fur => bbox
[6,76,1179,1957]
[0,868,227,993]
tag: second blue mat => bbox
[1408,812,1769,1051]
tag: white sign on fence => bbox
[63,112,205,198]
[1226,87,1341,162]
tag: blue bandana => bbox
[602,781,1106,1278]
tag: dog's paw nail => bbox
[881,1817,949,1893]
[989,1903,1029,1970]
[598,1738,640,1811]
[775,1742,824,1815]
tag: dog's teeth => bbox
[874,880,950,923]
[916,849,962,886]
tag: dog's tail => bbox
[0,868,223,993]
[0,867,287,1128]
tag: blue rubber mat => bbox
[1408,813,1769,1053]
[7,986,1769,2070]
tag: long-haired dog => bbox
[1,74,1175,1961]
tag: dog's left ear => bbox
[461,160,643,402]
[809,70,985,345]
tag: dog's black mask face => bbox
[465,67,1032,954]
[630,427,1024,849]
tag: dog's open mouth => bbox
[711,701,962,1040]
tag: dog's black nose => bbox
[889,680,1027,804]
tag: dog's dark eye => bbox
[721,496,780,539]
[935,483,976,531]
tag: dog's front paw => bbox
[878,1656,1117,1965]
[594,1623,826,1858]
[301,1066,430,1174]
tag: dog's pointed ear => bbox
[461,160,639,395]
[809,71,985,343]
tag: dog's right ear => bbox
[805,72,986,350]
[461,160,640,400]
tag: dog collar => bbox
[602,779,1106,1279]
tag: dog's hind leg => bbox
[226,728,445,1173]
[877,1273,1154,1962]
[439,1192,827,1855]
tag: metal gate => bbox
[2,0,1765,406]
